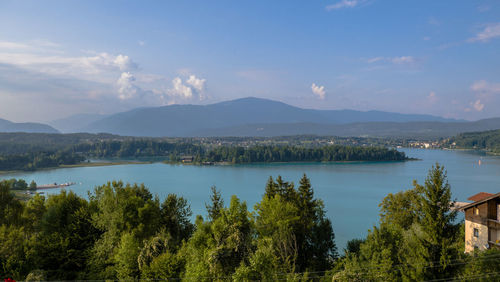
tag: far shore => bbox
[0,160,153,175]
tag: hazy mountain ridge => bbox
[50,113,108,133]
[192,118,500,138]
[0,118,59,134]
[80,97,468,137]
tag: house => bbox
[460,192,500,253]
[180,156,194,163]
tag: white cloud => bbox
[169,77,193,99]
[0,41,31,50]
[168,74,207,101]
[186,75,206,92]
[472,99,485,111]
[311,83,326,99]
[326,0,361,10]
[0,51,138,81]
[391,56,415,64]
[468,23,500,43]
[117,72,138,100]
[366,57,384,63]
[0,39,212,121]
[427,91,437,104]
[366,56,415,64]
[138,40,145,46]
[466,80,500,113]
[471,80,500,93]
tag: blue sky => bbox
[0,0,499,122]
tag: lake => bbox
[2,148,500,251]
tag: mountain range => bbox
[76,97,472,137]
[3,97,500,137]
[0,118,59,134]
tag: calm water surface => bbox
[2,148,500,250]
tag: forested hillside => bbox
[449,129,500,154]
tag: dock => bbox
[36,182,76,189]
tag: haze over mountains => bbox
[3,97,500,137]
[64,97,497,138]
[0,118,59,134]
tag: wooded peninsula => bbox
[0,133,408,171]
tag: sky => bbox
[0,0,499,123]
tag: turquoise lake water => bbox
[2,148,500,250]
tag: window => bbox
[473,228,479,237]
[474,207,479,215]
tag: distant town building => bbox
[460,192,500,253]
[181,156,194,163]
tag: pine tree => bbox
[404,163,459,280]
[205,186,224,221]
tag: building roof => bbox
[468,192,494,202]
[460,192,500,211]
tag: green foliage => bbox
[379,184,423,230]
[0,180,24,226]
[160,194,194,244]
[205,185,224,221]
[3,167,483,281]
[183,195,254,280]
[141,250,185,280]
[30,190,98,280]
[409,163,459,280]
[0,132,408,171]
[449,129,500,153]
[337,163,464,281]
[114,233,141,280]
[461,249,500,281]
[201,144,407,164]
[0,151,85,171]
[254,174,337,275]
[0,225,31,280]
[345,238,365,255]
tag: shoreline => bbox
[164,158,416,166]
[0,160,153,175]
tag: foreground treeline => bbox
[0,175,336,280]
[0,135,407,171]
[332,164,500,281]
[2,165,498,281]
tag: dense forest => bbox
[190,145,407,164]
[448,129,500,154]
[0,133,408,171]
[1,165,499,281]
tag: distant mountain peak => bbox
[0,118,59,134]
[78,97,472,137]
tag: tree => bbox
[379,184,423,230]
[30,190,98,280]
[460,249,500,281]
[255,175,337,273]
[205,186,224,221]
[0,180,23,226]
[400,163,460,280]
[114,233,141,280]
[183,196,253,280]
[87,181,162,279]
[161,194,194,244]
